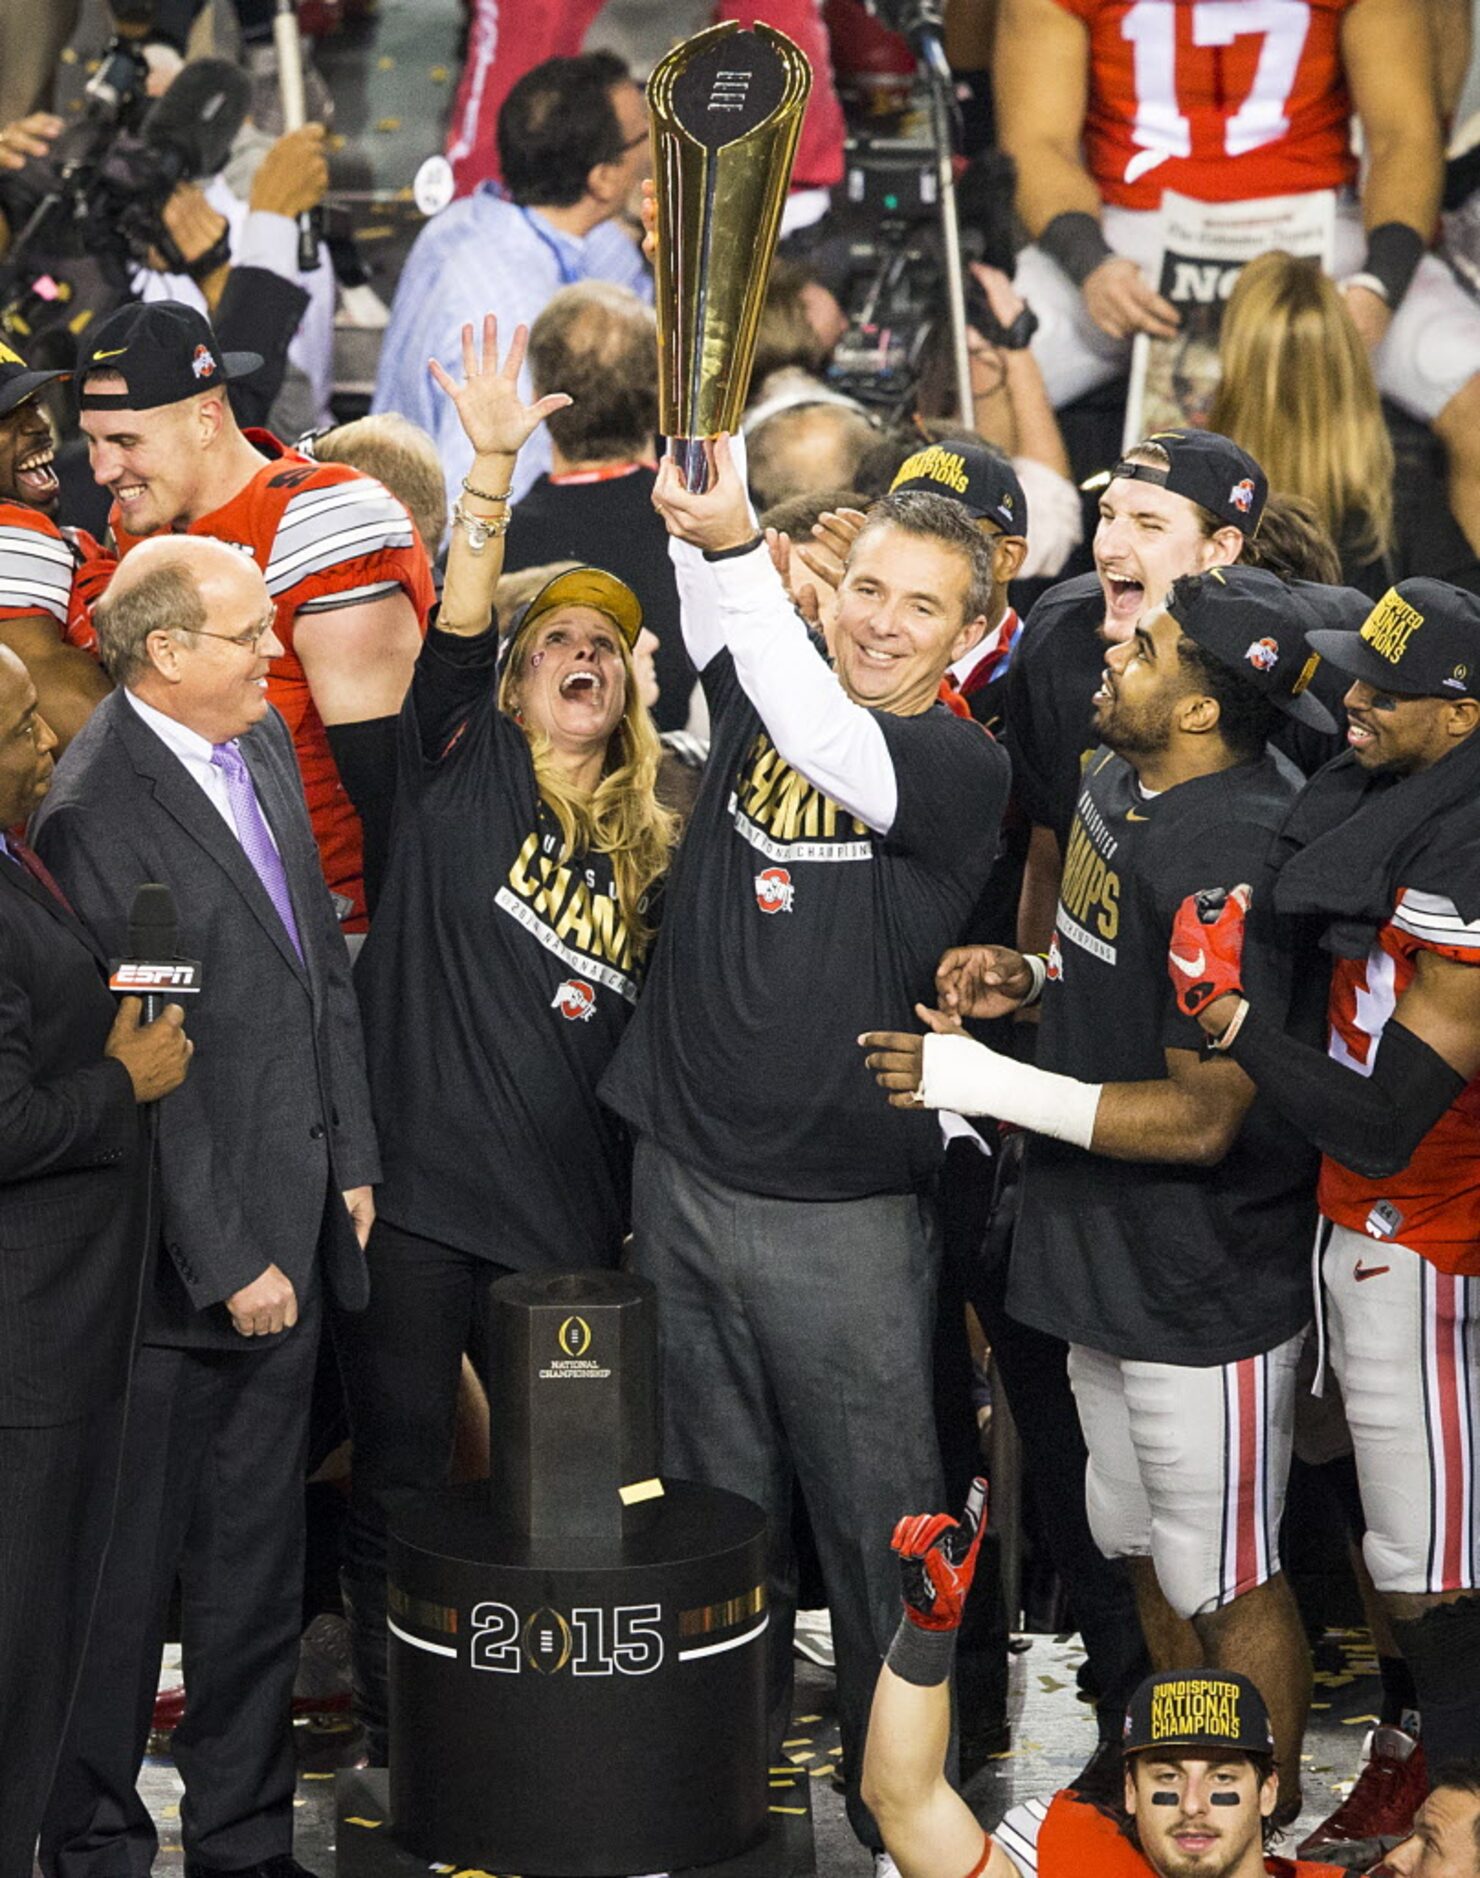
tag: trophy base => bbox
[386,1479,769,1876]
[336,1765,816,1878]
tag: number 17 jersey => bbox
[1057,0,1360,209]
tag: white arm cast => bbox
[919,1032,1102,1149]
[711,543,899,834]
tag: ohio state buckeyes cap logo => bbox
[1110,429,1268,536]
[1165,566,1335,733]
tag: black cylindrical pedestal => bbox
[388,1480,768,1875]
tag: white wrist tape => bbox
[919,1033,1102,1149]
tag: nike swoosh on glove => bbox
[1168,884,1250,1016]
[891,1477,988,1632]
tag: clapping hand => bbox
[428,314,572,461]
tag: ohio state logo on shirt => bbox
[1046,932,1064,981]
[754,866,795,915]
[551,978,597,1021]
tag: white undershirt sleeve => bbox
[669,536,726,672]
[708,542,899,835]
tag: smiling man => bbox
[601,435,1010,1863]
[77,300,434,934]
[1004,429,1264,946]
[0,341,112,749]
[1173,580,1480,1776]
[863,567,1339,1818]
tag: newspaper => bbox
[1122,190,1337,450]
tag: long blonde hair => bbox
[1210,250,1395,566]
[498,623,676,954]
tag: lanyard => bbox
[519,207,582,287]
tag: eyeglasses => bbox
[182,618,276,651]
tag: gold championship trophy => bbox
[648,22,811,490]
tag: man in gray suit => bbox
[33,536,379,1878]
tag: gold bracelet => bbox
[451,499,510,553]
[462,475,512,504]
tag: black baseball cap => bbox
[0,336,68,419]
[77,301,262,411]
[1306,579,1480,701]
[891,439,1029,537]
[1111,429,1268,537]
[1164,565,1335,732]
[1124,1672,1275,1759]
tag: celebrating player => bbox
[861,1482,1341,1878]
[862,566,1337,1817]
[1171,579,1480,1778]
[77,300,435,931]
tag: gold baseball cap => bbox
[514,566,643,650]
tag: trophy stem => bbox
[668,435,714,493]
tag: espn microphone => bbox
[109,883,203,1023]
[274,0,322,272]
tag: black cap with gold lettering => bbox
[891,439,1028,537]
[1123,1671,1275,1758]
[1306,579,1480,701]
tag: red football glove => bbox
[1168,885,1251,1016]
[891,1477,988,1632]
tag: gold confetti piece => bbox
[769,1766,796,1774]
[796,1714,821,1723]
[375,118,402,134]
[809,1766,833,1779]
[161,1806,180,1820]
[378,54,395,69]
[1343,1714,1381,1726]
[769,1779,796,1789]
[1038,1676,1066,1693]
[829,1745,843,1756]
[328,133,348,151]
[62,46,78,62]
[769,1806,806,1817]
[1310,1702,1331,1711]
[356,225,394,240]
[791,1752,815,1763]
[430,66,449,82]
[346,1817,384,1829]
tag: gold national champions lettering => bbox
[1149,1679,1242,1743]
[893,444,971,496]
[1361,588,1425,664]
[506,832,636,973]
[735,733,868,845]
[1059,816,1121,942]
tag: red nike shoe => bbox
[1297,1726,1427,1858]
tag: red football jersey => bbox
[1055,0,1360,209]
[1321,888,1480,1273]
[113,433,435,931]
[0,500,104,653]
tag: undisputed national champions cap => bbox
[510,565,644,651]
[890,439,1029,537]
[0,336,68,418]
[1123,1671,1275,1759]
[1165,565,1335,732]
[1306,579,1480,701]
[1111,429,1268,538]
[77,301,263,411]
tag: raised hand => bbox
[1169,883,1251,1019]
[428,314,572,462]
[892,1478,989,1631]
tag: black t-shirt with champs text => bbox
[600,645,1010,1200]
[1007,747,1320,1367]
[354,625,651,1266]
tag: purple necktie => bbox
[210,742,304,961]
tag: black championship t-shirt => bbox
[1007,748,1319,1366]
[600,646,1010,1200]
[355,626,651,1265]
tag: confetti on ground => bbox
[796,1714,822,1723]
[1342,1714,1380,1726]
[769,1806,806,1817]
[1038,1676,1066,1693]
[378,54,396,69]
[346,1817,384,1829]
[782,1737,811,1747]
[375,118,402,133]
[430,66,449,81]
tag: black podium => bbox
[386,1270,770,1876]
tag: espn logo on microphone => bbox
[108,961,202,993]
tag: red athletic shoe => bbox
[1297,1727,1427,1858]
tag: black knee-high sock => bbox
[1391,1596,1480,1766]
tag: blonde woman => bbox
[1210,251,1480,598]
[341,315,676,1757]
